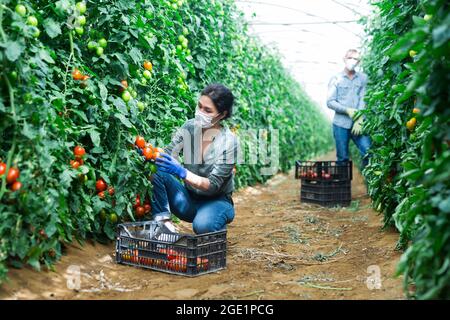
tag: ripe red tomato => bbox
[144,203,151,213]
[10,181,22,192]
[75,157,84,165]
[135,206,145,218]
[74,146,86,157]
[0,162,6,175]
[6,167,20,184]
[108,186,115,196]
[135,136,146,149]
[72,68,84,81]
[96,179,107,192]
[98,191,105,199]
[70,160,81,169]
[142,147,153,160]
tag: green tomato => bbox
[171,3,178,10]
[87,41,97,50]
[75,2,87,14]
[131,90,138,98]
[137,101,145,112]
[143,70,152,80]
[27,16,38,27]
[110,213,118,224]
[186,49,191,55]
[32,27,40,38]
[178,35,185,43]
[149,163,157,174]
[98,38,108,48]
[182,39,188,49]
[100,209,107,221]
[9,71,18,80]
[424,14,433,21]
[96,46,104,56]
[178,1,183,7]
[122,91,131,102]
[77,15,86,26]
[75,27,84,35]
[140,77,148,85]
[15,4,27,17]
[176,44,182,52]
[183,27,189,36]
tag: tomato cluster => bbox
[70,146,86,169]
[0,162,21,192]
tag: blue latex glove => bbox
[155,153,187,179]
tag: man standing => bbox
[327,49,371,168]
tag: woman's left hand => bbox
[155,153,187,179]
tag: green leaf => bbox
[115,113,133,128]
[3,41,24,62]
[99,82,108,101]
[43,18,62,39]
[89,129,101,147]
[39,49,55,64]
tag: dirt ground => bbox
[0,153,406,300]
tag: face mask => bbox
[195,109,221,128]
[345,58,358,71]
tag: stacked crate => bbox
[295,161,353,207]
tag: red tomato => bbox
[70,160,81,169]
[108,186,115,196]
[135,136,146,149]
[98,191,105,199]
[135,206,145,218]
[6,167,20,184]
[144,203,151,213]
[96,179,107,192]
[0,162,6,175]
[75,157,84,165]
[74,146,86,157]
[10,181,22,191]
[142,147,153,160]
[72,68,84,81]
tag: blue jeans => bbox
[333,124,371,168]
[150,171,235,234]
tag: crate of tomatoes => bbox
[295,160,353,207]
[115,221,227,276]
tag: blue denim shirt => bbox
[327,71,368,129]
[164,119,238,198]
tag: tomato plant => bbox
[0,0,331,283]
[362,0,449,299]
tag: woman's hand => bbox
[155,153,187,179]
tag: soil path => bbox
[0,153,405,300]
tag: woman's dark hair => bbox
[201,83,234,119]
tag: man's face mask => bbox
[345,57,359,71]
[195,109,222,128]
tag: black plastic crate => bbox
[115,221,227,277]
[300,179,351,207]
[295,160,353,181]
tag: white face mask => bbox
[345,58,358,71]
[195,109,221,128]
